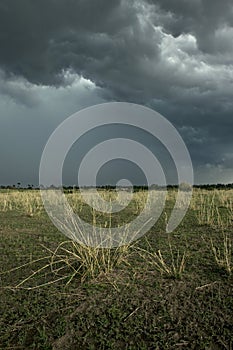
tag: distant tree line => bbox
[1,183,233,191]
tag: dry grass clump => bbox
[0,190,43,216]
[137,236,187,279]
[191,189,233,229]
[210,230,232,275]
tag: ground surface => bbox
[0,189,232,349]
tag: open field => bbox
[0,188,233,349]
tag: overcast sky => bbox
[0,0,233,186]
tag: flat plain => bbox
[0,188,232,349]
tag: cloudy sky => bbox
[0,0,233,186]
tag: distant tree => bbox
[150,184,159,190]
[179,182,192,192]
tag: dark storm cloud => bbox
[0,0,233,184]
[0,0,232,101]
[147,0,233,50]
[0,0,171,101]
[0,0,139,85]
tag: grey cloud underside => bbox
[0,0,232,183]
[0,0,232,100]
[148,0,233,44]
[0,0,133,85]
